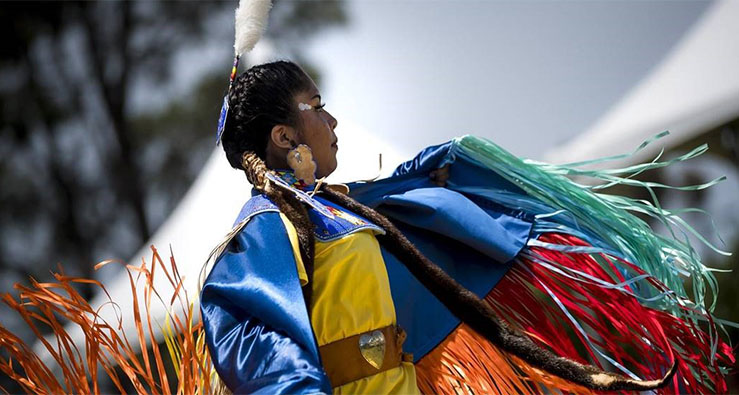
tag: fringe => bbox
[452,134,728,318]
[415,322,594,395]
[415,233,734,394]
[0,247,214,395]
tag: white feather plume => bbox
[233,0,272,56]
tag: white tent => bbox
[544,0,739,165]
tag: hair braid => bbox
[242,152,316,309]
[317,186,677,392]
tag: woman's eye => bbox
[314,102,326,112]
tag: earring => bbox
[286,143,317,186]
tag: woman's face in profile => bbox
[294,79,339,178]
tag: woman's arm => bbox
[201,293,327,394]
[200,213,330,394]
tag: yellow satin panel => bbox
[288,224,419,394]
[279,213,308,286]
[311,230,395,345]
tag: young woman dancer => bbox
[200,60,731,394]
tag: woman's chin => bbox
[317,159,338,179]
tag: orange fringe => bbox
[0,246,214,395]
[415,323,594,395]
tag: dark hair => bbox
[219,61,676,393]
[221,60,313,169]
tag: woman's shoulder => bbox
[232,193,280,227]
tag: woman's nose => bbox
[327,111,338,130]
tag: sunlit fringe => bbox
[415,323,594,395]
[0,246,214,395]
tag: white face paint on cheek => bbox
[298,102,312,111]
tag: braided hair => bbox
[220,60,676,391]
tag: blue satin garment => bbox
[200,213,332,394]
[200,140,535,393]
[348,141,534,359]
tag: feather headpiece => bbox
[216,0,273,145]
[234,0,272,57]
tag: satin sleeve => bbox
[391,141,453,176]
[200,213,330,394]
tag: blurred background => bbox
[1,0,736,392]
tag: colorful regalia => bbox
[0,135,733,394]
[200,135,734,394]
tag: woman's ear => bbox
[270,124,298,149]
